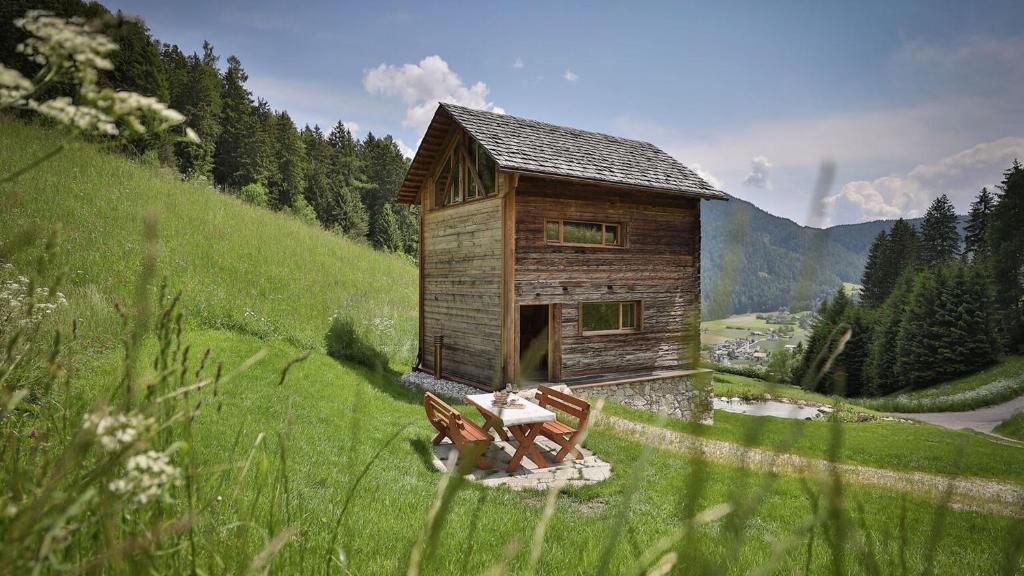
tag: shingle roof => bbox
[396,103,727,203]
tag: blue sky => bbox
[107,0,1024,226]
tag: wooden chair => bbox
[535,385,591,462]
[423,392,492,470]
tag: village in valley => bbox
[701,309,812,367]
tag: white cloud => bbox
[742,156,773,190]
[563,69,579,82]
[363,55,504,132]
[513,57,525,69]
[342,120,360,135]
[826,137,1024,222]
[394,137,416,159]
[690,163,723,191]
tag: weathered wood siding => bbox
[514,176,701,380]
[421,196,503,385]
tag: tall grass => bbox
[0,118,418,367]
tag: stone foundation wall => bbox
[572,370,714,424]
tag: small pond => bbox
[714,397,825,420]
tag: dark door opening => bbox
[519,305,549,383]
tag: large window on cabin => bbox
[579,301,640,334]
[433,133,497,208]
[545,220,624,247]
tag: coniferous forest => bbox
[0,0,419,256]
[792,163,1024,397]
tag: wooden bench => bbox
[424,392,492,470]
[535,385,591,462]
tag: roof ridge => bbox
[439,102,661,151]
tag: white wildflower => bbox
[81,410,153,453]
[108,450,182,505]
[184,126,200,144]
[0,64,33,106]
[3,11,192,142]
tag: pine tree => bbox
[866,275,913,395]
[793,286,851,393]
[896,271,944,388]
[860,230,890,307]
[372,203,403,252]
[837,305,872,397]
[989,159,1024,352]
[888,218,919,271]
[944,262,999,376]
[361,133,411,250]
[963,187,995,261]
[163,42,222,178]
[918,194,960,266]
[214,55,256,189]
[266,111,307,210]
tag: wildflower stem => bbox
[0,143,65,185]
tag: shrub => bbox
[290,195,319,226]
[707,362,769,381]
[238,182,268,207]
[325,312,388,372]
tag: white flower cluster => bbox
[2,11,198,143]
[27,96,117,136]
[0,267,68,332]
[0,64,32,106]
[108,450,182,505]
[371,316,395,334]
[895,373,1024,412]
[81,410,154,453]
[14,11,116,85]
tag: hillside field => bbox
[3,119,1024,574]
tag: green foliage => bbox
[371,202,403,252]
[897,263,999,388]
[238,181,268,207]
[289,193,318,225]
[765,347,799,383]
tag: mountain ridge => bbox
[700,193,958,318]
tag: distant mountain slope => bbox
[699,195,960,319]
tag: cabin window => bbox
[545,220,625,247]
[580,301,640,334]
[432,133,497,208]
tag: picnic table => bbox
[465,392,556,473]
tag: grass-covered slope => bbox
[860,356,1024,413]
[0,118,417,366]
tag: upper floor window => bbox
[545,220,624,247]
[433,133,497,209]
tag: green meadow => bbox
[3,119,1024,574]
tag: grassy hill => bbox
[0,119,417,367]
[3,119,1023,574]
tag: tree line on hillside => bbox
[0,1,417,255]
[786,160,1024,397]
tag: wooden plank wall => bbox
[421,196,503,385]
[514,176,701,380]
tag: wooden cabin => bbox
[398,103,726,390]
